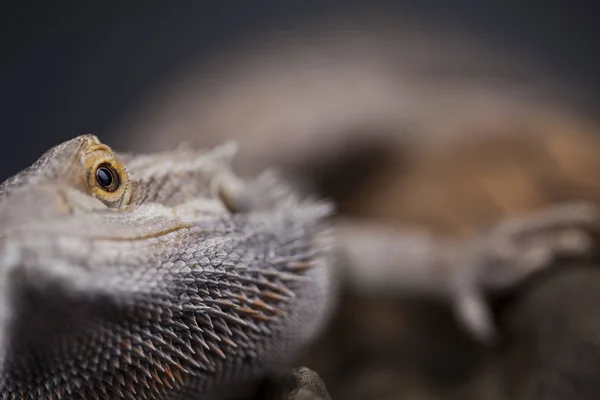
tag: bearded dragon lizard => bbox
[0,135,598,400]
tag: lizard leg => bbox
[336,202,600,343]
[259,367,332,400]
[453,201,599,342]
[285,368,332,400]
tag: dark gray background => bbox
[1,1,599,180]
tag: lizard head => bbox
[0,134,132,209]
[0,135,335,399]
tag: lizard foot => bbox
[453,201,600,344]
[259,367,332,400]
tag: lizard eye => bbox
[82,138,132,209]
[95,163,120,192]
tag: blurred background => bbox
[1,1,599,179]
[3,2,600,399]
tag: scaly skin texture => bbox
[0,135,336,399]
[2,135,600,400]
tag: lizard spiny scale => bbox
[0,135,336,399]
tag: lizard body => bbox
[0,135,336,399]
[112,20,600,399]
[1,135,599,400]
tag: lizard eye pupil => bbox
[95,164,119,192]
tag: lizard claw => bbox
[453,288,497,344]
[452,201,600,343]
